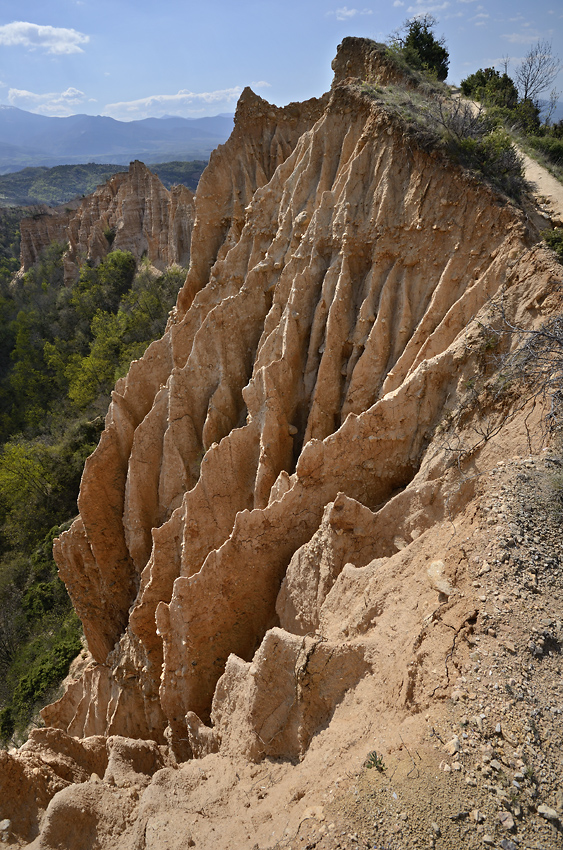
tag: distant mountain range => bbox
[0,106,234,174]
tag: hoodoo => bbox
[3,37,563,850]
[19,161,195,281]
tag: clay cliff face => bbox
[19,161,194,279]
[5,37,563,849]
[47,45,538,750]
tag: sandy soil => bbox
[521,152,563,227]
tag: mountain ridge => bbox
[0,106,234,174]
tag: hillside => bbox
[0,161,207,208]
[0,106,233,174]
[2,37,563,850]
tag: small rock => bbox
[483,836,495,846]
[431,822,441,836]
[471,810,485,823]
[472,715,484,732]
[490,759,503,771]
[428,560,455,596]
[499,840,518,850]
[498,810,514,829]
[444,736,461,755]
[538,804,559,822]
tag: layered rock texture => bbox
[19,160,194,279]
[4,38,563,849]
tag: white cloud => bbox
[0,21,89,54]
[502,31,540,44]
[393,1,405,6]
[328,7,374,21]
[103,88,244,121]
[407,2,450,14]
[250,80,271,89]
[8,86,87,115]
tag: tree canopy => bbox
[0,242,186,743]
[392,15,449,81]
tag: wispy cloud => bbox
[502,31,541,44]
[0,21,89,54]
[327,7,374,21]
[393,1,405,6]
[8,86,86,115]
[407,1,450,15]
[250,81,271,89]
[103,88,244,121]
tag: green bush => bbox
[460,68,518,109]
[542,229,563,263]
[527,136,563,167]
[390,15,449,81]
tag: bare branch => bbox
[514,39,560,103]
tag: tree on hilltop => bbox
[514,39,560,104]
[391,15,449,81]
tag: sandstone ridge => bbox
[19,160,194,280]
[4,38,563,849]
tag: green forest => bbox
[0,217,185,744]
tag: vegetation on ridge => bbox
[460,41,562,182]
[388,14,449,82]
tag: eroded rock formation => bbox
[5,37,563,849]
[19,161,194,279]
[49,40,540,745]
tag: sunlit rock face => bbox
[20,160,194,280]
[45,37,548,765]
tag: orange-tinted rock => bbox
[20,161,194,279]
[47,41,557,762]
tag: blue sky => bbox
[0,0,561,121]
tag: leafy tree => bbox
[0,239,185,743]
[460,68,518,109]
[391,15,449,81]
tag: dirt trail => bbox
[452,91,563,226]
[521,151,563,226]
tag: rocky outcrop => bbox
[48,52,546,751]
[19,161,194,279]
[330,36,416,88]
[9,36,563,849]
[49,43,544,747]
